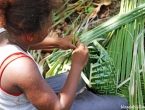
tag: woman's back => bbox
[0,44,37,110]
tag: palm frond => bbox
[38,1,145,107]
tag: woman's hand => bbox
[71,41,89,69]
[58,34,76,50]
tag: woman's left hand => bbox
[58,34,76,50]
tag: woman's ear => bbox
[26,34,34,41]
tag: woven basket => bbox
[83,41,117,95]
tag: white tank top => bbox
[0,43,38,110]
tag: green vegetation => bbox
[35,0,145,109]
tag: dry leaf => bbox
[94,0,112,6]
[89,0,112,19]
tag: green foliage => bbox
[105,0,145,109]
[38,0,145,108]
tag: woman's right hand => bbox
[71,41,89,69]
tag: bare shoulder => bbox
[3,56,40,82]
[2,57,44,93]
[3,57,60,109]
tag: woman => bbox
[0,0,128,110]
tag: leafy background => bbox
[31,0,145,109]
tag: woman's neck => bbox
[7,35,30,52]
[0,32,9,47]
[0,29,30,52]
[8,39,30,52]
[14,42,29,52]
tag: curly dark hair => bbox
[0,0,52,37]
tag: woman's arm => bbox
[4,42,88,110]
[30,35,76,50]
[0,31,76,50]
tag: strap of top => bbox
[0,52,30,96]
[0,28,6,33]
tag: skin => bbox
[0,11,89,110]
[0,32,9,46]
[0,32,76,50]
[30,35,76,50]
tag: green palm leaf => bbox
[39,0,145,108]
